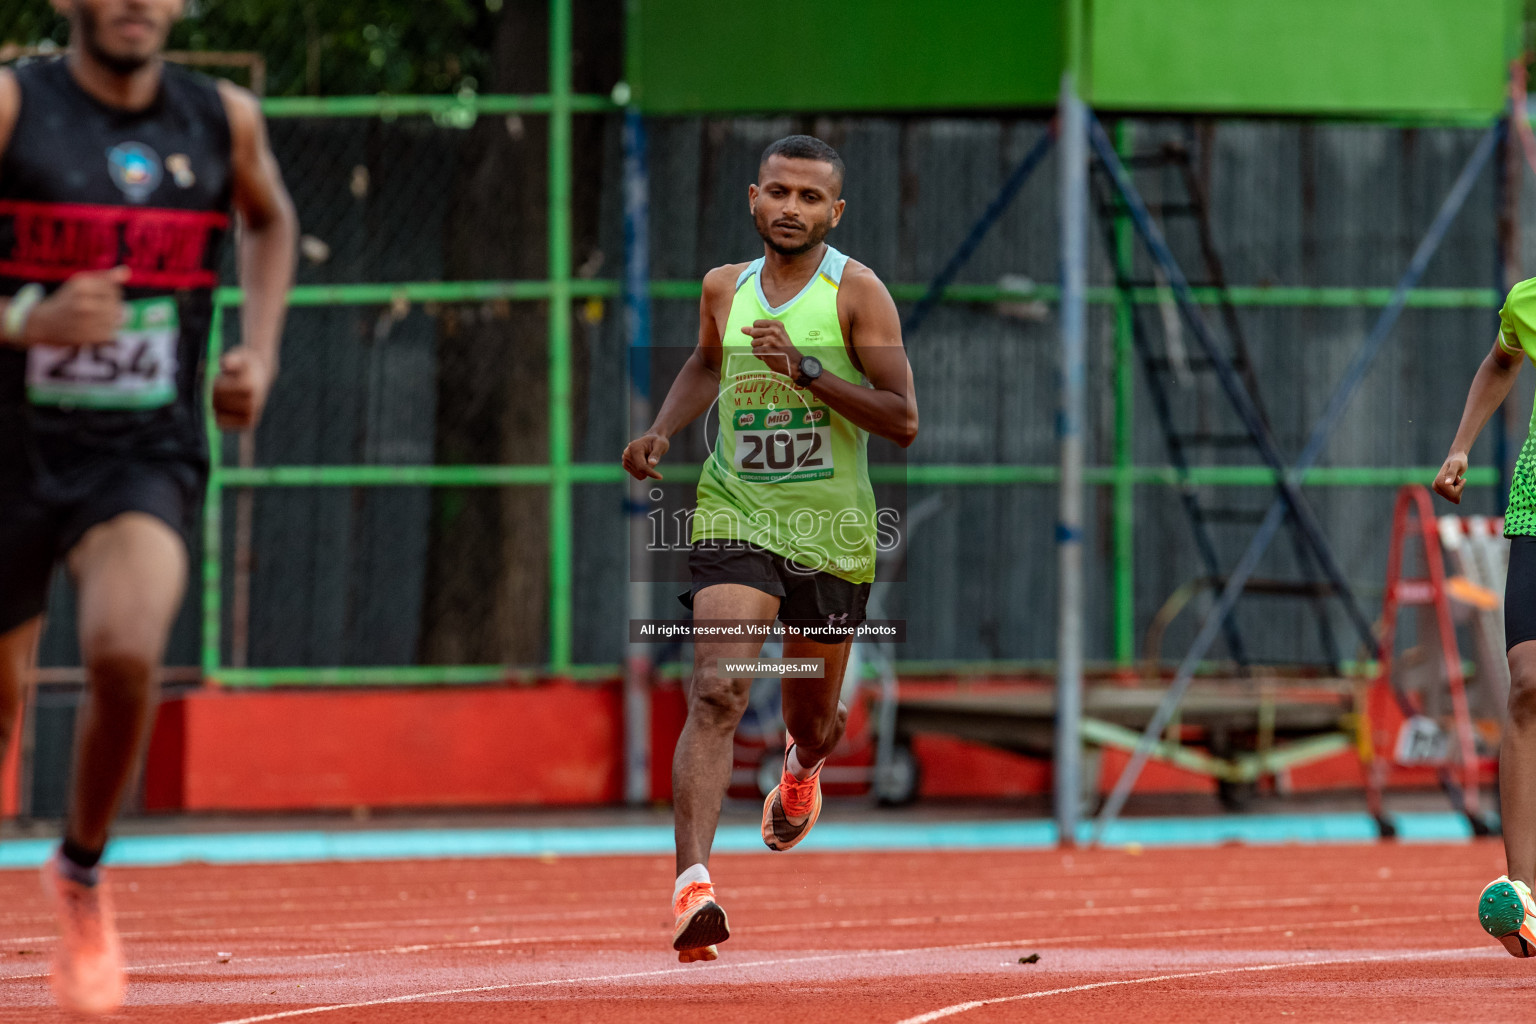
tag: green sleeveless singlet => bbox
[690,246,878,583]
[1499,277,1536,536]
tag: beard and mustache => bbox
[78,4,165,77]
[754,205,834,257]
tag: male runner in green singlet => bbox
[1436,278,1536,957]
[0,0,296,1012]
[623,135,917,962]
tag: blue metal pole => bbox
[1495,113,1513,509]
[1092,124,1501,843]
[201,304,226,679]
[622,108,653,806]
[1055,77,1089,848]
[902,130,1056,336]
[1087,113,1375,652]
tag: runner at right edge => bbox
[1436,277,1536,957]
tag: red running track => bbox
[0,841,1522,1022]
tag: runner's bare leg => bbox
[673,583,779,873]
[1504,641,1536,886]
[780,636,852,767]
[0,618,43,784]
[63,513,186,853]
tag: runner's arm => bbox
[1433,334,1522,504]
[213,82,296,429]
[794,265,917,447]
[622,266,733,480]
[0,68,21,333]
[0,70,135,349]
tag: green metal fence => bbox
[182,0,1512,688]
[202,267,1502,686]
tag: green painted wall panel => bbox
[627,0,1063,114]
[628,0,1516,118]
[1089,0,1516,117]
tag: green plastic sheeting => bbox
[1089,0,1517,117]
[626,0,1063,113]
[627,0,1516,119]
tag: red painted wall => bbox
[136,678,1401,813]
[1,716,17,817]
[913,735,1052,797]
[648,680,687,802]
[144,683,623,812]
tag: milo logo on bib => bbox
[25,296,179,410]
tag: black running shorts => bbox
[0,459,204,635]
[1507,535,1536,651]
[680,539,871,646]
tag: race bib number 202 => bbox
[733,405,834,483]
[26,297,179,411]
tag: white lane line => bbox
[889,945,1495,1024]
[205,952,878,1024]
[201,917,1490,1024]
[0,906,655,947]
[0,869,1479,942]
[0,898,1463,985]
[0,883,1453,955]
[4,906,1458,985]
[0,930,639,984]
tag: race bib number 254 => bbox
[26,297,179,411]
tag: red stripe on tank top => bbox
[0,199,228,290]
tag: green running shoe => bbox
[1479,875,1536,958]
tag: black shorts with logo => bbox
[0,458,204,635]
[679,539,872,646]
[1508,535,1536,651]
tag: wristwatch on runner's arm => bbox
[794,355,822,388]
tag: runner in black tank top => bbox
[0,56,231,470]
[0,0,296,1013]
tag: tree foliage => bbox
[1,0,499,96]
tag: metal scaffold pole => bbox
[1054,0,1089,847]
[622,107,653,806]
[1111,120,1136,666]
[1091,122,1501,843]
[547,0,575,671]
[201,305,226,680]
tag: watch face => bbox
[801,356,822,376]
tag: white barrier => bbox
[1438,515,1510,718]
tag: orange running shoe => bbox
[41,852,126,1016]
[761,745,823,851]
[672,880,729,962]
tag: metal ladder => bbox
[1090,128,1342,671]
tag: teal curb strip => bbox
[0,812,1483,869]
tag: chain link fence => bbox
[2,5,1533,688]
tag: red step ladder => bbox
[1361,485,1496,837]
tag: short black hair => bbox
[759,135,845,191]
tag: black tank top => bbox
[0,57,232,477]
